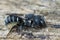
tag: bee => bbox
[5,14,47,34]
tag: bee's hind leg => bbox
[16,24,24,35]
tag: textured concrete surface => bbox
[0,0,60,40]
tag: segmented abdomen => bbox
[5,15,23,25]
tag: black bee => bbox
[5,14,47,34]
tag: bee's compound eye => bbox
[33,16,40,24]
[32,15,46,28]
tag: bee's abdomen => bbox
[5,15,23,25]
